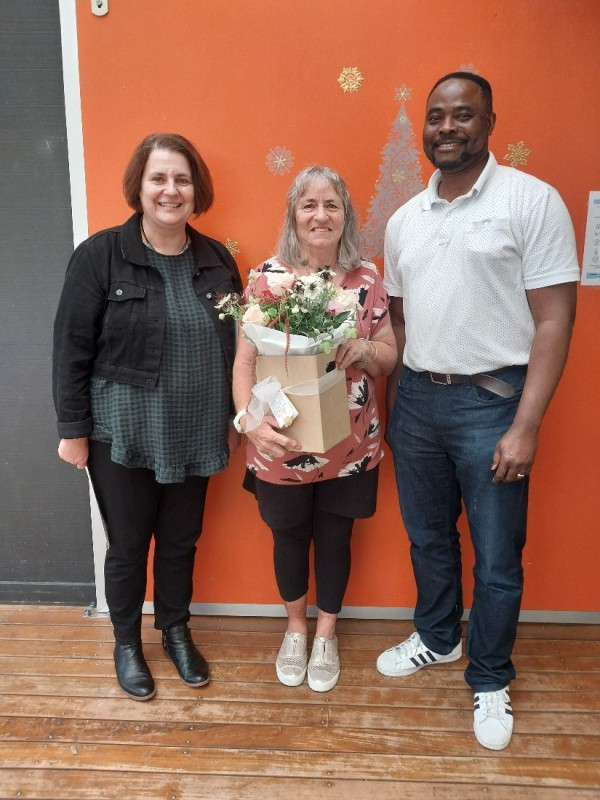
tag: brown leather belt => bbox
[427,372,515,398]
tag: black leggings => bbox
[250,468,379,615]
[272,509,354,614]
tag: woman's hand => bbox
[336,319,398,378]
[335,338,377,371]
[244,415,301,459]
[58,437,89,469]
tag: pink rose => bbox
[327,300,345,315]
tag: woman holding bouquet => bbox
[53,133,242,700]
[232,166,397,692]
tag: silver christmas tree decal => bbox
[362,87,424,260]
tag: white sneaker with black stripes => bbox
[376,631,462,677]
[473,686,514,750]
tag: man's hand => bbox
[491,424,537,482]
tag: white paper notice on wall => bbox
[581,191,600,286]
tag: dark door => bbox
[0,0,94,603]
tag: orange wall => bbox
[75,0,600,612]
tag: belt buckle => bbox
[430,372,452,385]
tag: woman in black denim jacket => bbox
[53,133,242,701]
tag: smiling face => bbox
[139,148,195,234]
[294,179,345,265]
[423,78,495,174]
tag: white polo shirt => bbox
[383,153,580,374]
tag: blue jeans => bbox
[388,366,529,691]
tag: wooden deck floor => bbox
[0,605,598,799]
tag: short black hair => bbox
[428,72,493,115]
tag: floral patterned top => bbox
[244,257,390,484]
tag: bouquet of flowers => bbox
[216,264,358,355]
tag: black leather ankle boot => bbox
[113,642,155,700]
[162,624,210,687]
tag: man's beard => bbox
[427,145,486,173]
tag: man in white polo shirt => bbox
[379,72,579,750]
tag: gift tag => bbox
[269,390,298,428]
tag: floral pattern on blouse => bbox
[244,258,390,485]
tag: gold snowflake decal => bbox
[337,67,363,93]
[392,170,406,183]
[504,140,531,168]
[225,238,240,257]
[395,86,412,102]
[266,146,294,176]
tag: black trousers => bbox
[248,467,379,615]
[88,440,209,643]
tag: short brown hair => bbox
[122,133,214,215]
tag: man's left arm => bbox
[491,282,577,482]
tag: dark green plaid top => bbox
[90,246,229,483]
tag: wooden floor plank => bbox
[1,638,598,676]
[0,674,599,719]
[2,742,600,788]
[1,770,598,800]
[1,655,597,691]
[1,716,599,760]
[0,696,597,737]
[2,622,599,657]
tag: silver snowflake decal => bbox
[266,146,294,176]
[504,140,532,168]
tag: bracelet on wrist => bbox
[232,408,248,433]
[354,339,377,370]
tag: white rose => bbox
[334,287,358,312]
[266,271,296,296]
[242,304,270,326]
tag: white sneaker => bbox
[275,632,307,687]
[473,687,514,750]
[376,631,462,677]
[307,636,340,692]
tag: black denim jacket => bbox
[53,213,242,439]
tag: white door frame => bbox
[58,0,108,614]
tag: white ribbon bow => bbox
[245,369,345,431]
